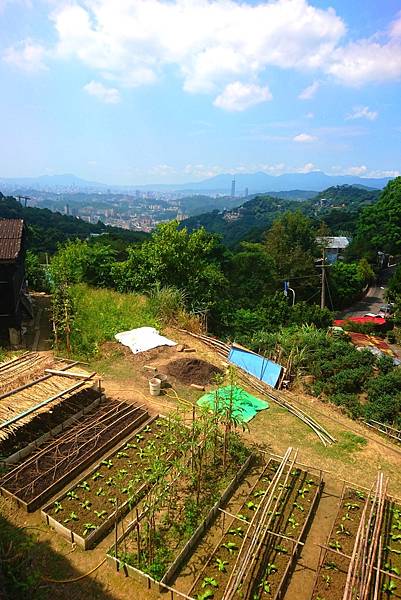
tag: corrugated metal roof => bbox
[316,236,350,250]
[0,219,24,261]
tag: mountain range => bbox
[0,171,394,194]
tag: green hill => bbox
[181,185,380,246]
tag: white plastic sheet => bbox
[115,327,176,354]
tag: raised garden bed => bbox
[107,452,254,590]
[41,415,183,549]
[188,452,322,600]
[312,481,401,600]
[1,400,149,512]
[0,387,102,464]
[0,388,104,469]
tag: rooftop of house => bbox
[0,219,24,261]
[316,235,350,250]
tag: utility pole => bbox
[320,248,326,309]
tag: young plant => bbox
[53,501,63,514]
[105,477,115,487]
[336,523,351,536]
[344,502,359,510]
[324,561,339,571]
[384,563,401,576]
[116,451,129,459]
[64,511,79,523]
[228,527,244,538]
[293,502,304,512]
[265,563,277,576]
[246,501,257,511]
[94,510,107,519]
[254,489,266,498]
[66,490,79,501]
[342,512,352,521]
[108,496,117,506]
[260,580,271,594]
[196,590,215,600]
[83,523,97,536]
[222,541,238,554]
[78,481,90,492]
[92,471,103,481]
[96,487,105,497]
[322,574,332,588]
[80,500,92,510]
[288,516,299,529]
[215,558,228,572]
[329,540,342,551]
[202,577,218,589]
[274,545,288,554]
[382,579,397,595]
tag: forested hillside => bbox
[181,184,380,246]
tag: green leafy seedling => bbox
[94,510,107,519]
[64,511,79,523]
[288,516,298,529]
[254,489,266,498]
[383,579,397,595]
[355,490,365,500]
[265,563,277,576]
[101,459,113,469]
[344,502,359,510]
[342,512,352,522]
[322,574,331,588]
[385,563,401,576]
[108,497,117,506]
[336,524,351,536]
[274,545,288,554]
[293,502,304,512]
[96,487,105,497]
[202,577,218,589]
[222,542,238,554]
[105,477,115,487]
[92,471,103,481]
[215,558,228,572]
[78,481,90,492]
[195,589,214,600]
[228,527,244,538]
[83,523,97,536]
[329,540,342,551]
[324,561,338,571]
[66,490,79,501]
[259,580,270,594]
[246,501,257,511]
[53,501,63,514]
[117,468,128,479]
[80,500,92,510]
[116,451,129,459]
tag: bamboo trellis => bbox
[0,363,97,442]
[179,329,336,446]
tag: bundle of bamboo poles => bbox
[222,448,298,600]
[343,472,388,600]
[0,365,96,442]
[364,420,401,443]
[0,352,53,394]
[179,329,335,446]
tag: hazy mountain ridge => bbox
[0,171,393,194]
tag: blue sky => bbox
[0,0,400,185]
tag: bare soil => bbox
[166,358,222,386]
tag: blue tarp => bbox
[228,346,282,389]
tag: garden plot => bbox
[1,399,149,512]
[41,415,188,549]
[312,474,401,600]
[0,387,102,465]
[188,449,322,600]
[106,410,253,589]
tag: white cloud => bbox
[49,0,345,106]
[3,39,47,72]
[345,165,368,176]
[298,80,320,100]
[305,112,315,119]
[83,80,120,103]
[293,133,318,143]
[296,162,316,172]
[346,106,378,121]
[213,82,272,111]
[327,38,401,86]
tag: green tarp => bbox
[197,385,269,423]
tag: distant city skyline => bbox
[1,0,401,184]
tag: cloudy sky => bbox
[1,0,400,184]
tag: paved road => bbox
[337,266,394,319]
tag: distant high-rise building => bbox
[231,178,236,198]
[64,204,70,215]
[244,187,249,198]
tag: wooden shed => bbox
[0,219,32,343]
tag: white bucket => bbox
[149,377,161,396]
[155,373,168,388]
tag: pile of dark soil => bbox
[166,358,222,386]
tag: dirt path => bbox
[284,479,342,600]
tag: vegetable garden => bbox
[312,474,401,600]
[1,399,149,512]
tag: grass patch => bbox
[69,283,158,359]
[315,430,367,462]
